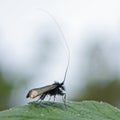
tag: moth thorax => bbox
[29,90,38,98]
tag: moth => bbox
[26,80,66,102]
[26,10,70,103]
[26,63,69,103]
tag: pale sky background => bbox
[0,0,120,106]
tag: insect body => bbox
[26,62,68,102]
[26,81,66,102]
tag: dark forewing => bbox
[34,84,57,94]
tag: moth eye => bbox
[30,90,38,98]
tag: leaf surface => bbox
[0,101,120,120]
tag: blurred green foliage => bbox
[74,79,120,107]
[0,71,14,111]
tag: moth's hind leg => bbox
[53,95,56,102]
[36,96,41,102]
[49,95,56,105]
[62,93,66,105]
[51,95,56,104]
[48,96,51,101]
[36,94,47,103]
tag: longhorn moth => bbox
[26,10,70,104]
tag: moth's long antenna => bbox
[38,9,70,85]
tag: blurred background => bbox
[1,0,120,110]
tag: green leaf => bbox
[0,101,120,120]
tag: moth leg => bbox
[53,95,56,102]
[36,96,41,102]
[41,94,47,100]
[36,96,43,103]
[62,93,66,105]
[39,98,43,103]
[51,95,56,104]
[48,96,51,101]
[36,94,47,103]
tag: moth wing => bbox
[35,84,57,94]
[26,84,57,98]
